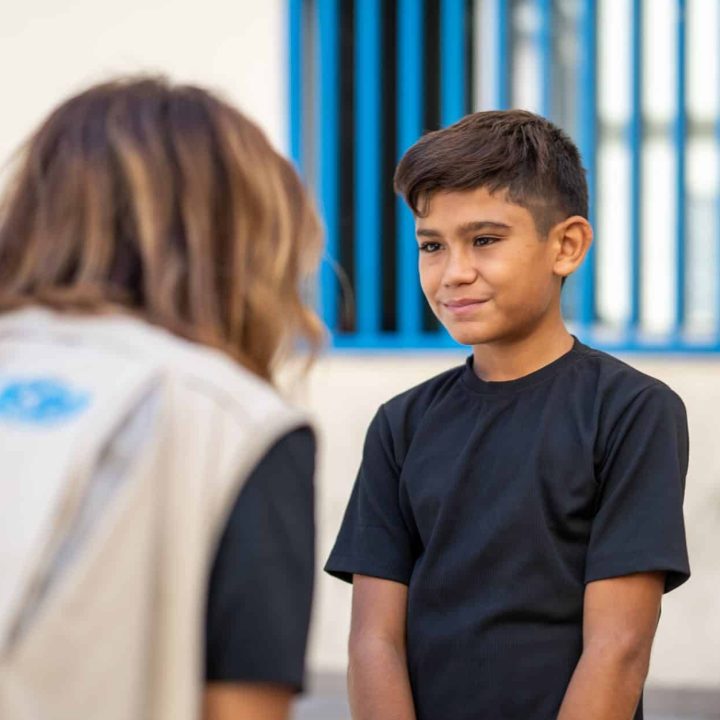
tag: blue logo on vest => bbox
[0,378,90,424]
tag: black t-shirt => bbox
[205,427,315,690]
[325,338,690,720]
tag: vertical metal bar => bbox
[576,0,597,327]
[717,131,720,342]
[355,0,381,336]
[497,0,510,109]
[629,0,642,329]
[289,0,303,170]
[538,0,552,118]
[675,0,687,332]
[441,0,465,126]
[316,0,339,332]
[717,23,720,344]
[397,0,424,337]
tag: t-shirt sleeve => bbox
[585,382,690,593]
[324,406,416,585]
[204,427,315,690]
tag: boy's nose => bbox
[442,251,478,287]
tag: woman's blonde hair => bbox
[0,77,325,381]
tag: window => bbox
[290,0,720,352]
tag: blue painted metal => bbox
[289,0,303,170]
[333,333,460,351]
[397,0,424,336]
[316,0,339,331]
[355,0,381,335]
[576,0,597,328]
[629,0,642,328]
[330,330,720,354]
[440,0,466,127]
[537,0,552,118]
[496,0,510,109]
[674,0,687,332]
[717,82,720,336]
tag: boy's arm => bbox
[348,574,417,720]
[204,684,292,720]
[557,571,665,720]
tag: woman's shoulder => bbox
[0,306,304,430]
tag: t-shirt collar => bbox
[462,335,585,395]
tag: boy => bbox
[325,111,690,720]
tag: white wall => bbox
[0,0,287,176]
[293,354,720,690]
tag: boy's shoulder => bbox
[573,341,684,408]
[377,340,685,431]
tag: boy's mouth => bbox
[441,298,491,316]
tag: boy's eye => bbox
[473,236,499,247]
[419,242,441,253]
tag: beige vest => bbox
[0,308,310,720]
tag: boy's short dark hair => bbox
[394,110,588,236]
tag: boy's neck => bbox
[471,321,575,383]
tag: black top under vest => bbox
[205,427,315,692]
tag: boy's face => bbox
[415,186,566,346]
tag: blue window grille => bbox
[289,0,720,353]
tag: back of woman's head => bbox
[0,77,324,381]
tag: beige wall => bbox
[0,0,286,176]
[291,354,720,690]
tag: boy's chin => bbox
[444,323,501,347]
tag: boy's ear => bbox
[550,216,593,279]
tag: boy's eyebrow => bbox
[416,220,512,238]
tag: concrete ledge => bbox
[643,686,720,719]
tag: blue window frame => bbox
[289,0,720,353]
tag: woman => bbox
[0,77,323,720]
